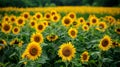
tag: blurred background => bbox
[0,0,120,7]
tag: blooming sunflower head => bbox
[35,23,46,33]
[67,12,76,20]
[96,22,107,32]
[46,34,58,41]
[58,42,76,62]
[68,28,78,39]
[99,35,112,51]
[62,16,73,27]
[44,12,51,21]
[10,38,23,47]
[21,12,30,20]
[10,15,16,23]
[72,20,80,28]
[25,42,42,60]
[51,14,61,23]
[31,32,43,44]
[77,17,85,25]
[2,15,9,22]
[50,10,57,16]
[115,28,120,34]
[112,41,119,48]
[90,16,99,25]
[12,26,20,35]
[29,20,36,28]
[80,51,90,63]
[34,12,43,20]
[1,22,12,34]
[16,17,25,27]
[82,24,89,31]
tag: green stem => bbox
[65,61,69,67]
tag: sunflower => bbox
[86,22,92,27]
[77,17,85,25]
[82,24,89,31]
[34,12,43,20]
[80,51,90,63]
[43,21,49,27]
[12,26,20,35]
[96,22,107,32]
[44,12,51,21]
[35,23,45,33]
[112,41,119,48]
[2,15,9,22]
[90,16,99,25]
[50,10,57,16]
[0,39,7,50]
[67,12,76,20]
[1,22,12,34]
[58,42,76,62]
[10,15,16,23]
[51,14,61,22]
[29,20,36,28]
[25,42,42,60]
[62,16,73,27]
[10,38,23,47]
[31,32,43,44]
[99,35,112,51]
[46,34,58,41]
[115,28,120,34]
[16,17,25,27]
[21,12,30,20]
[68,28,78,39]
[72,20,80,28]
[107,16,116,25]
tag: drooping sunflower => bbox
[10,15,16,23]
[10,38,23,47]
[90,16,99,25]
[112,41,119,48]
[115,28,120,34]
[29,20,36,28]
[51,14,61,23]
[0,39,7,50]
[31,32,43,44]
[12,26,20,35]
[99,35,112,51]
[46,34,58,41]
[96,22,107,32]
[16,17,25,27]
[82,24,89,31]
[67,12,76,20]
[1,22,12,34]
[43,21,49,27]
[77,17,85,25]
[21,12,30,20]
[80,51,90,63]
[68,28,78,39]
[62,16,73,27]
[58,42,76,62]
[44,12,51,21]
[25,42,42,60]
[2,15,9,22]
[35,23,45,33]
[34,12,43,20]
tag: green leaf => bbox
[102,58,113,63]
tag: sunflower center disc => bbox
[71,30,75,36]
[4,24,10,31]
[34,36,40,42]
[30,48,38,56]
[64,19,70,24]
[62,48,71,57]
[102,39,109,47]
[18,19,23,24]
[92,19,96,23]
[38,25,43,30]
[83,54,87,60]
[117,28,120,32]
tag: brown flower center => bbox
[83,54,87,60]
[92,19,96,23]
[0,40,4,44]
[38,25,43,30]
[53,16,57,20]
[73,21,77,25]
[117,28,120,32]
[37,15,40,18]
[11,18,15,22]
[46,14,50,18]
[70,30,75,36]
[30,48,38,56]
[34,36,40,42]
[62,48,71,57]
[80,19,83,23]
[24,14,28,19]
[31,22,35,26]
[14,28,18,32]
[18,19,23,24]
[5,18,8,21]
[99,24,104,29]
[86,23,90,26]
[84,26,87,30]
[3,24,10,31]
[70,14,74,19]
[14,40,19,44]
[64,18,70,24]
[50,35,55,39]
[102,39,109,47]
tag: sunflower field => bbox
[0,6,120,67]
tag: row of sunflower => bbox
[0,10,120,67]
